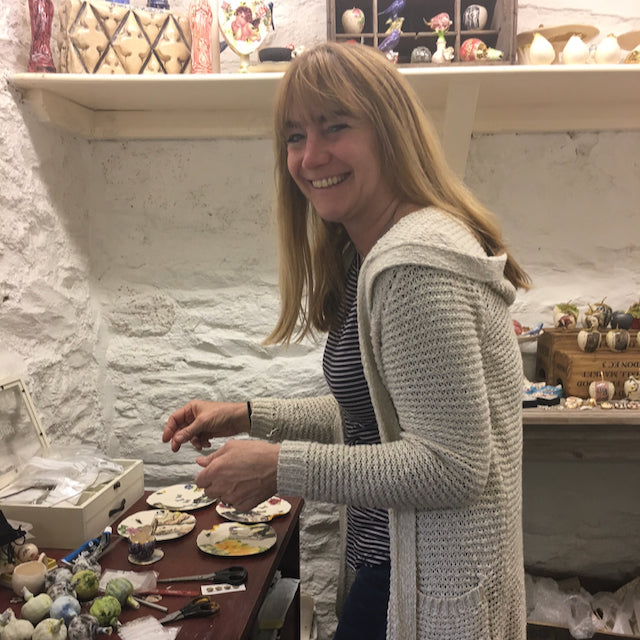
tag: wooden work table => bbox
[0,493,304,640]
[522,405,640,462]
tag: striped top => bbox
[322,254,390,569]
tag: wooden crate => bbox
[551,345,640,399]
[327,0,517,64]
[535,328,640,387]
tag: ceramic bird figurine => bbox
[378,0,405,21]
[378,28,400,52]
[384,16,404,35]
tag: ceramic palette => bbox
[216,496,291,524]
[196,522,277,557]
[117,509,196,541]
[146,484,215,511]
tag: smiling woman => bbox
[162,41,530,640]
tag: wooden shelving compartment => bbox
[327,0,517,64]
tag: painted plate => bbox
[216,496,291,523]
[197,522,277,557]
[117,509,196,541]
[146,484,215,511]
[219,0,272,57]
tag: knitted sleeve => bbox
[277,265,495,510]
[250,394,343,444]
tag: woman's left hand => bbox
[194,439,280,512]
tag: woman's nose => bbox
[301,134,330,169]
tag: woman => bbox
[162,42,530,640]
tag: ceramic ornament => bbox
[459,38,502,61]
[527,32,555,64]
[219,0,273,71]
[562,34,590,64]
[189,0,214,72]
[341,7,365,35]
[595,34,621,64]
[462,4,488,31]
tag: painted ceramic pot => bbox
[528,32,555,64]
[624,376,640,401]
[595,34,621,64]
[462,4,488,31]
[459,37,502,61]
[341,7,365,34]
[562,34,590,64]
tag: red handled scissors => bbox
[158,596,220,624]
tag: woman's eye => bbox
[327,123,348,134]
[286,133,304,144]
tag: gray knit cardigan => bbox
[250,207,526,640]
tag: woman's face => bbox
[284,105,395,233]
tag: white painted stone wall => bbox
[1,1,640,638]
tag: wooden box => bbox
[535,328,640,399]
[327,0,517,64]
[0,377,144,549]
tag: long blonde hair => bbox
[266,42,530,345]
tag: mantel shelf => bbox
[8,65,640,173]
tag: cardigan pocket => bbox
[417,577,491,639]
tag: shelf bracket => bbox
[441,77,480,177]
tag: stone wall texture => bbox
[1,1,640,638]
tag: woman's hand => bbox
[162,400,250,453]
[194,440,280,512]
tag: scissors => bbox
[158,596,220,625]
[158,565,248,586]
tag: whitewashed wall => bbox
[1,1,640,638]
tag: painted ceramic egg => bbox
[341,8,365,35]
[462,4,488,30]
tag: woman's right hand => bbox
[162,400,250,453]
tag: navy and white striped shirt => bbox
[322,254,391,569]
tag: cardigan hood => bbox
[363,206,517,307]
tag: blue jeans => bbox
[333,563,391,640]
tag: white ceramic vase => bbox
[595,34,621,64]
[562,34,590,64]
[528,32,555,65]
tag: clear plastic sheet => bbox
[526,573,640,639]
[0,446,123,505]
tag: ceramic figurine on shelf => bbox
[562,34,590,64]
[459,37,502,62]
[378,28,400,63]
[462,4,488,31]
[424,11,452,36]
[28,0,56,72]
[528,32,555,64]
[410,46,431,63]
[378,0,405,21]
[425,12,454,64]
[219,0,273,72]
[341,7,365,35]
[595,34,622,64]
[189,0,213,73]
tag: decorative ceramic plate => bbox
[218,0,272,57]
[618,30,640,51]
[197,522,277,556]
[516,24,600,49]
[117,509,197,541]
[216,496,292,523]
[146,484,215,511]
[517,331,543,344]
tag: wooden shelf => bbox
[523,407,640,462]
[8,65,640,174]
